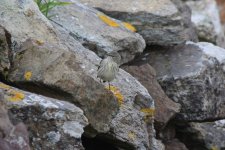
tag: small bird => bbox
[97,51,121,90]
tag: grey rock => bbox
[122,63,181,132]
[57,26,155,149]
[50,0,146,65]
[0,0,119,133]
[79,0,198,46]
[185,0,225,48]
[0,82,88,150]
[0,26,10,76]
[148,42,225,121]
[177,120,225,150]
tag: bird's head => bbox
[106,51,121,64]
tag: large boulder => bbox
[176,120,225,150]
[184,0,225,48]
[148,42,225,121]
[57,26,155,149]
[0,82,88,150]
[122,63,180,131]
[0,0,156,149]
[0,0,118,133]
[50,0,146,65]
[79,0,198,46]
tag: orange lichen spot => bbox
[0,83,11,90]
[98,14,120,27]
[122,22,136,32]
[106,86,124,106]
[140,108,155,117]
[8,90,25,102]
[128,131,136,141]
[35,40,44,45]
[24,71,32,80]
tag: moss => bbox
[24,71,32,81]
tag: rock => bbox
[148,42,225,121]
[184,0,225,48]
[0,26,10,76]
[50,0,146,65]
[0,0,119,133]
[0,0,156,149]
[79,0,198,46]
[176,120,225,150]
[56,19,155,150]
[216,0,225,24]
[164,139,188,150]
[0,82,88,150]
[0,91,30,150]
[122,63,180,131]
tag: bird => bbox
[97,51,121,90]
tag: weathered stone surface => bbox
[185,0,225,48]
[0,0,156,149]
[79,0,198,46]
[0,0,119,133]
[0,82,88,150]
[164,139,188,150]
[0,26,10,76]
[177,120,225,150]
[50,0,146,65]
[58,27,155,149]
[122,63,180,131]
[0,91,30,150]
[148,42,225,121]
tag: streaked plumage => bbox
[97,51,120,89]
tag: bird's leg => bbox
[108,82,111,90]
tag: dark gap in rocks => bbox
[175,123,208,150]
[0,81,75,105]
[81,126,135,150]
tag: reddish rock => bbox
[122,63,180,131]
[216,0,225,24]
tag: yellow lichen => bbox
[35,40,44,45]
[122,22,136,32]
[8,90,25,102]
[128,131,136,141]
[24,71,32,80]
[98,14,120,27]
[211,146,219,150]
[140,108,155,117]
[0,83,11,90]
[106,86,124,106]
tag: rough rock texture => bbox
[0,82,88,150]
[0,0,119,133]
[164,139,188,150]
[50,0,146,65]
[79,0,198,46]
[122,63,180,131]
[0,0,156,149]
[0,26,10,76]
[148,42,225,121]
[185,0,225,48]
[177,120,225,150]
[0,92,30,150]
[57,26,155,149]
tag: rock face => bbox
[79,0,198,46]
[122,63,180,131]
[0,0,119,133]
[0,0,156,149]
[184,0,225,48]
[177,120,225,150]
[50,0,146,65]
[148,42,225,121]
[0,82,88,150]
